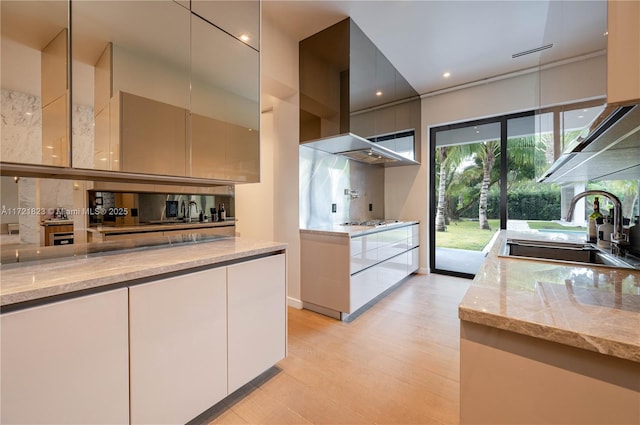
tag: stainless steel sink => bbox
[499,239,638,269]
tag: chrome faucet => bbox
[566,190,627,251]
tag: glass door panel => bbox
[431,120,501,277]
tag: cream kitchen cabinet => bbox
[228,254,287,393]
[129,267,228,425]
[191,112,227,180]
[607,0,640,105]
[0,289,129,424]
[190,11,260,183]
[191,113,259,182]
[94,91,189,174]
[118,92,187,176]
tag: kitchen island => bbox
[301,220,419,320]
[459,230,640,424]
[1,235,287,424]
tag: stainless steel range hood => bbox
[299,18,422,167]
[540,103,640,182]
[301,133,419,166]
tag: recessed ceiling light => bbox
[376,91,383,96]
[239,33,251,43]
[583,109,589,112]
[443,72,451,78]
[578,115,584,119]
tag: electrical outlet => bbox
[332,203,337,213]
[369,203,373,211]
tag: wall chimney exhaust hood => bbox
[539,102,640,183]
[299,18,421,167]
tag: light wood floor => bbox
[197,273,471,425]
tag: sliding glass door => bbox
[429,102,609,277]
[430,118,503,277]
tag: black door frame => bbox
[428,110,535,278]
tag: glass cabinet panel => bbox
[1,1,69,166]
[190,13,260,182]
[71,0,190,174]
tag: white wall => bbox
[236,16,301,307]
[385,54,607,273]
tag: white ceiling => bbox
[263,0,608,96]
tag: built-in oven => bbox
[50,232,74,246]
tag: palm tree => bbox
[475,140,499,230]
[435,147,449,232]
[435,145,471,231]
[472,136,541,230]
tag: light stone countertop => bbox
[459,229,640,363]
[1,237,286,307]
[300,220,419,237]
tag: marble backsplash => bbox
[299,146,385,228]
[1,89,42,164]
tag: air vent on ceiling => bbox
[512,43,554,59]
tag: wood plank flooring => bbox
[196,273,471,425]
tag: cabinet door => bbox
[190,12,260,183]
[1,289,129,424]
[227,254,286,393]
[191,113,226,179]
[1,1,69,166]
[607,0,640,105]
[350,266,379,313]
[226,121,260,182]
[72,0,191,174]
[129,267,227,425]
[120,91,187,176]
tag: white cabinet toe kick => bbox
[301,222,419,320]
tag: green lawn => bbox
[435,219,499,251]
[436,219,587,251]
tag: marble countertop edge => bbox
[458,305,640,363]
[1,241,287,307]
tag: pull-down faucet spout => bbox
[566,190,625,244]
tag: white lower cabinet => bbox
[302,223,419,319]
[1,253,287,424]
[129,267,227,425]
[1,289,129,425]
[227,254,286,393]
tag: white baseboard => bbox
[287,297,303,309]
